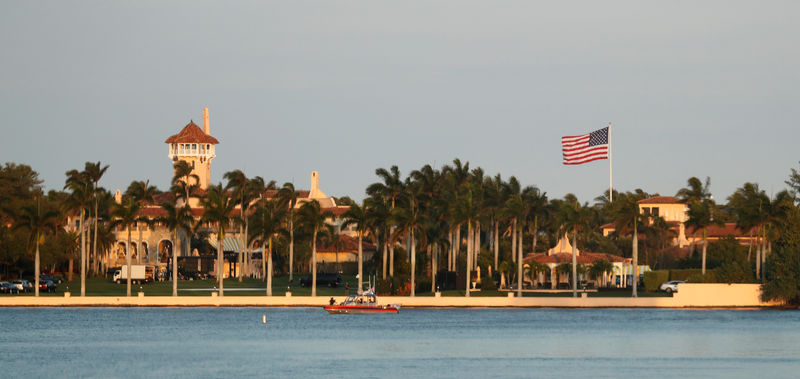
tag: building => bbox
[100,108,348,279]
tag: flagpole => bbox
[608,122,613,203]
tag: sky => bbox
[1,1,798,203]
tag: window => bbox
[642,207,651,216]
[651,207,659,218]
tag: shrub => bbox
[480,276,497,291]
[415,280,431,294]
[375,278,392,295]
[686,271,717,283]
[669,269,703,281]
[644,270,669,292]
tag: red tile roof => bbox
[685,223,757,238]
[638,196,681,204]
[164,121,219,144]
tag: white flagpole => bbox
[608,122,613,203]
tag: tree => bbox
[277,182,300,283]
[341,200,370,293]
[110,194,149,297]
[297,200,333,297]
[366,165,405,277]
[249,199,285,295]
[199,184,235,296]
[390,186,427,297]
[13,195,59,296]
[557,194,591,297]
[612,192,646,297]
[84,161,109,276]
[126,180,158,264]
[224,170,250,282]
[64,169,91,296]
[589,259,614,287]
[762,201,800,304]
[157,202,193,296]
[678,177,721,275]
[172,161,199,206]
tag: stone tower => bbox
[165,107,219,189]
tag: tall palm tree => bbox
[297,200,333,297]
[589,259,614,287]
[110,194,149,297]
[366,166,405,277]
[249,199,285,295]
[558,194,590,297]
[126,180,158,264]
[199,184,235,296]
[224,170,250,282]
[679,177,720,275]
[728,183,768,270]
[14,195,59,296]
[450,183,482,297]
[391,186,427,297]
[366,196,391,279]
[277,182,300,283]
[64,169,91,296]
[158,202,193,296]
[341,200,370,293]
[612,192,646,297]
[84,161,109,276]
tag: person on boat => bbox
[329,297,335,305]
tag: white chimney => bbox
[203,107,210,135]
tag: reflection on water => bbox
[0,307,798,378]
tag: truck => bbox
[113,265,155,284]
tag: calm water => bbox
[0,307,798,378]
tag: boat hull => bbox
[323,305,399,314]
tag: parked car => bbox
[39,280,57,293]
[659,280,686,294]
[300,273,341,288]
[0,281,19,294]
[40,274,63,284]
[12,280,33,293]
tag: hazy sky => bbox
[2,1,798,203]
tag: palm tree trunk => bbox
[172,229,178,296]
[632,222,638,298]
[218,225,224,297]
[382,239,387,279]
[93,196,99,274]
[410,230,416,297]
[288,218,294,283]
[389,242,395,277]
[701,229,707,275]
[126,227,132,297]
[357,232,363,294]
[474,222,480,271]
[311,228,317,297]
[68,258,73,282]
[35,232,40,297]
[466,221,472,298]
[756,235,762,280]
[80,209,85,297]
[267,237,273,296]
[238,221,244,282]
[511,219,517,263]
[493,221,499,271]
[431,244,437,293]
[455,227,461,270]
[517,224,523,298]
[571,226,578,298]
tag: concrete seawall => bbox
[0,284,780,308]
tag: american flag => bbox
[562,127,609,165]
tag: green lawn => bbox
[0,275,670,298]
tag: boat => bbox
[323,289,400,314]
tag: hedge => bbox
[644,270,669,292]
[669,269,703,281]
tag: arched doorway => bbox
[141,242,149,262]
[159,240,173,263]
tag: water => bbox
[0,307,798,378]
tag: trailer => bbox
[113,265,155,284]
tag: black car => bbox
[41,275,64,284]
[0,281,18,294]
[299,273,341,288]
[39,280,57,293]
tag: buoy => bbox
[262,314,267,324]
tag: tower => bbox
[165,107,219,189]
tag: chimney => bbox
[310,171,319,198]
[203,107,210,135]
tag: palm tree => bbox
[84,161,109,276]
[297,200,333,297]
[450,183,482,297]
[224,170,250,282]
[13,195,59,296]
[366,166,405,277]
[589,259,614,287]
[341,200,370,293]
[612,192,646,297]
[110,194,149,297]
[199,184,235,296]
[249,199,285,295]
[126,180,158,264]
[158,202,193,296]
[558,194,590,297]
[391,186,427,297]
[679,177,720,275]
[172,161,199,206]
[728,183,768,273]
[277,182,300,283]
[64,169,91,296]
